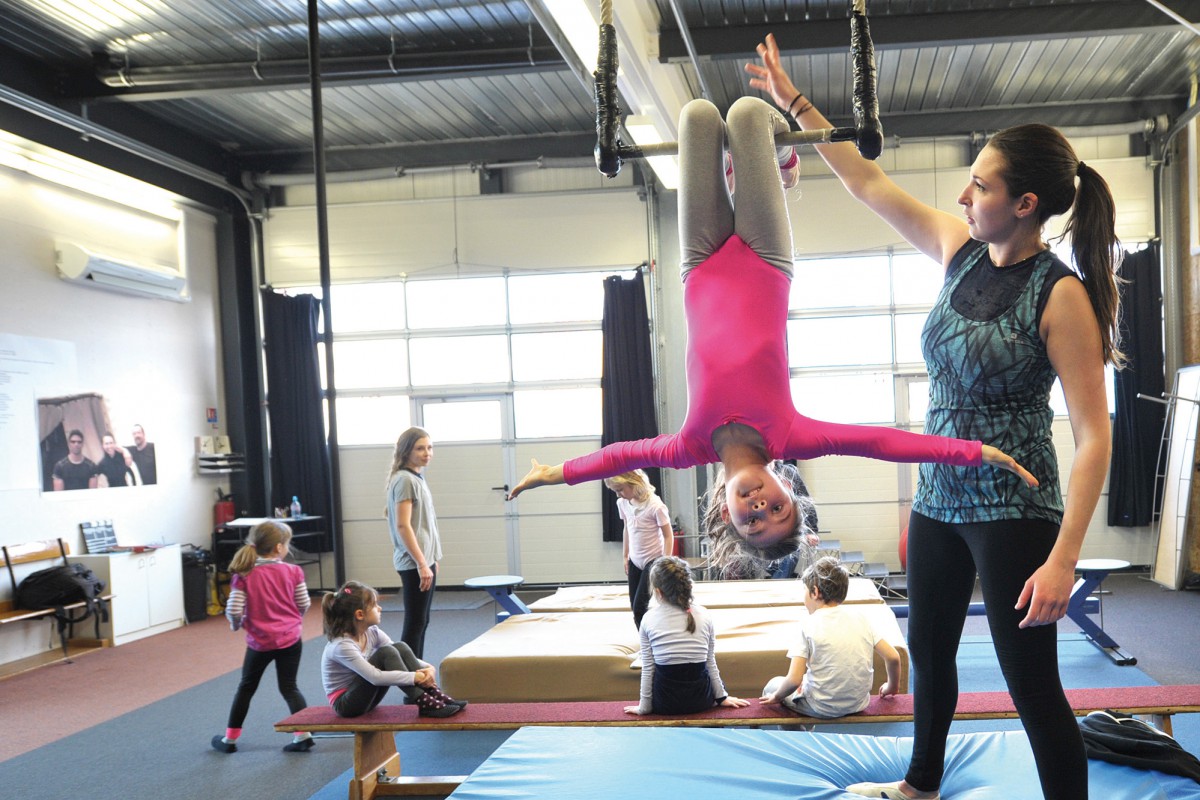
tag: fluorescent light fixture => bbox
[542,0,601,74]
[624,115,680,190]
[0,130,182,220]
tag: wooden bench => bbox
[1,538,112,676]
[276,683,1200,800]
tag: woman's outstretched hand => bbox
[506,459,565,500]
[744,33,799,111]
[981,445,1039,488]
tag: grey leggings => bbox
[678,96,794,278]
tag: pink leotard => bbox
[563,235,981,485]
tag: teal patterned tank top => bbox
[912,241,1064,524]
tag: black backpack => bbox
[17,563,108,628]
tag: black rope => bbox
[594,22,622,177]
[850,7,883,160]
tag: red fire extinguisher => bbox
[214,488,236,528]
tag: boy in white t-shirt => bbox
[760,556,901,718]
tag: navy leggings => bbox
[226,638,306,729]
[904,512,1086,799]
[398,564,437,660]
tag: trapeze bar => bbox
[618,127,859,159]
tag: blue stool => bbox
[465,574,530,623]
[1067,558,1134,665]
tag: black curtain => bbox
[1107,244,1165,527]
[600,270,661,542]
[262,290,333,550]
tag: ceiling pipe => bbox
[665,0,713,102]
[249,156,593,188]
[96,46,564,95]
[0,83,250,201]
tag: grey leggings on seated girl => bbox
[331,641,425,717]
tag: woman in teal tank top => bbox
[749,34,1123,800]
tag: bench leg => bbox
[351,730,467,799]
[351,730,400,800]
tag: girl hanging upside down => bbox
[507,96,1036,575]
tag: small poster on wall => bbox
[37,392,158,491]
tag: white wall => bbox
[0,163,226,665]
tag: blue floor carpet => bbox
[306,633,1200,799]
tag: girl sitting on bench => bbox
[321,581,465,718]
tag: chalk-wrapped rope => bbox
[594,0,883,177]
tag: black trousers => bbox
[904,511,1086,799]
[627,557,659,630]
[226,638,306,729]
[398,563,437,660]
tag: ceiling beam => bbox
[659,0,1200,60]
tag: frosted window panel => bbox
[892,252,944,305]
[790,256,889,309]
[787,316,892,367]
[908,381,930,423]
[894,313,929,364]
[331,340,408,389]
[335,396,410,445]
[512,331,602,381]
[407,277,506,328]
[409,336,509,385]
[422,400,502,441]
[329,282,406,332]
[791,373,896,424]
[509,273,610,324]
[514,388,602,438]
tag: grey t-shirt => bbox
[385,469,442,572]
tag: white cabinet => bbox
[77,544,186,646]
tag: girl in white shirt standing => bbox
[625,556,749,715]
[604,469,673,629]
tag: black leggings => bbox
[398,564,437,660]
[904,512,1086,799]
[226,638,307,729]
[628,557,659,630]
[331,641,425,717]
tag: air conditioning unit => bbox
[55,241,189,302]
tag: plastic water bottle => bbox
[290,496,302,518]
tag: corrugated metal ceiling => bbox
[0,0,1195,198]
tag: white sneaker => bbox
[845,780,940,800]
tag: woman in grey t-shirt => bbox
[384,427,443,659]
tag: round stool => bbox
[465,574,530,623]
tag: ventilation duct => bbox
[55,242,188,302]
